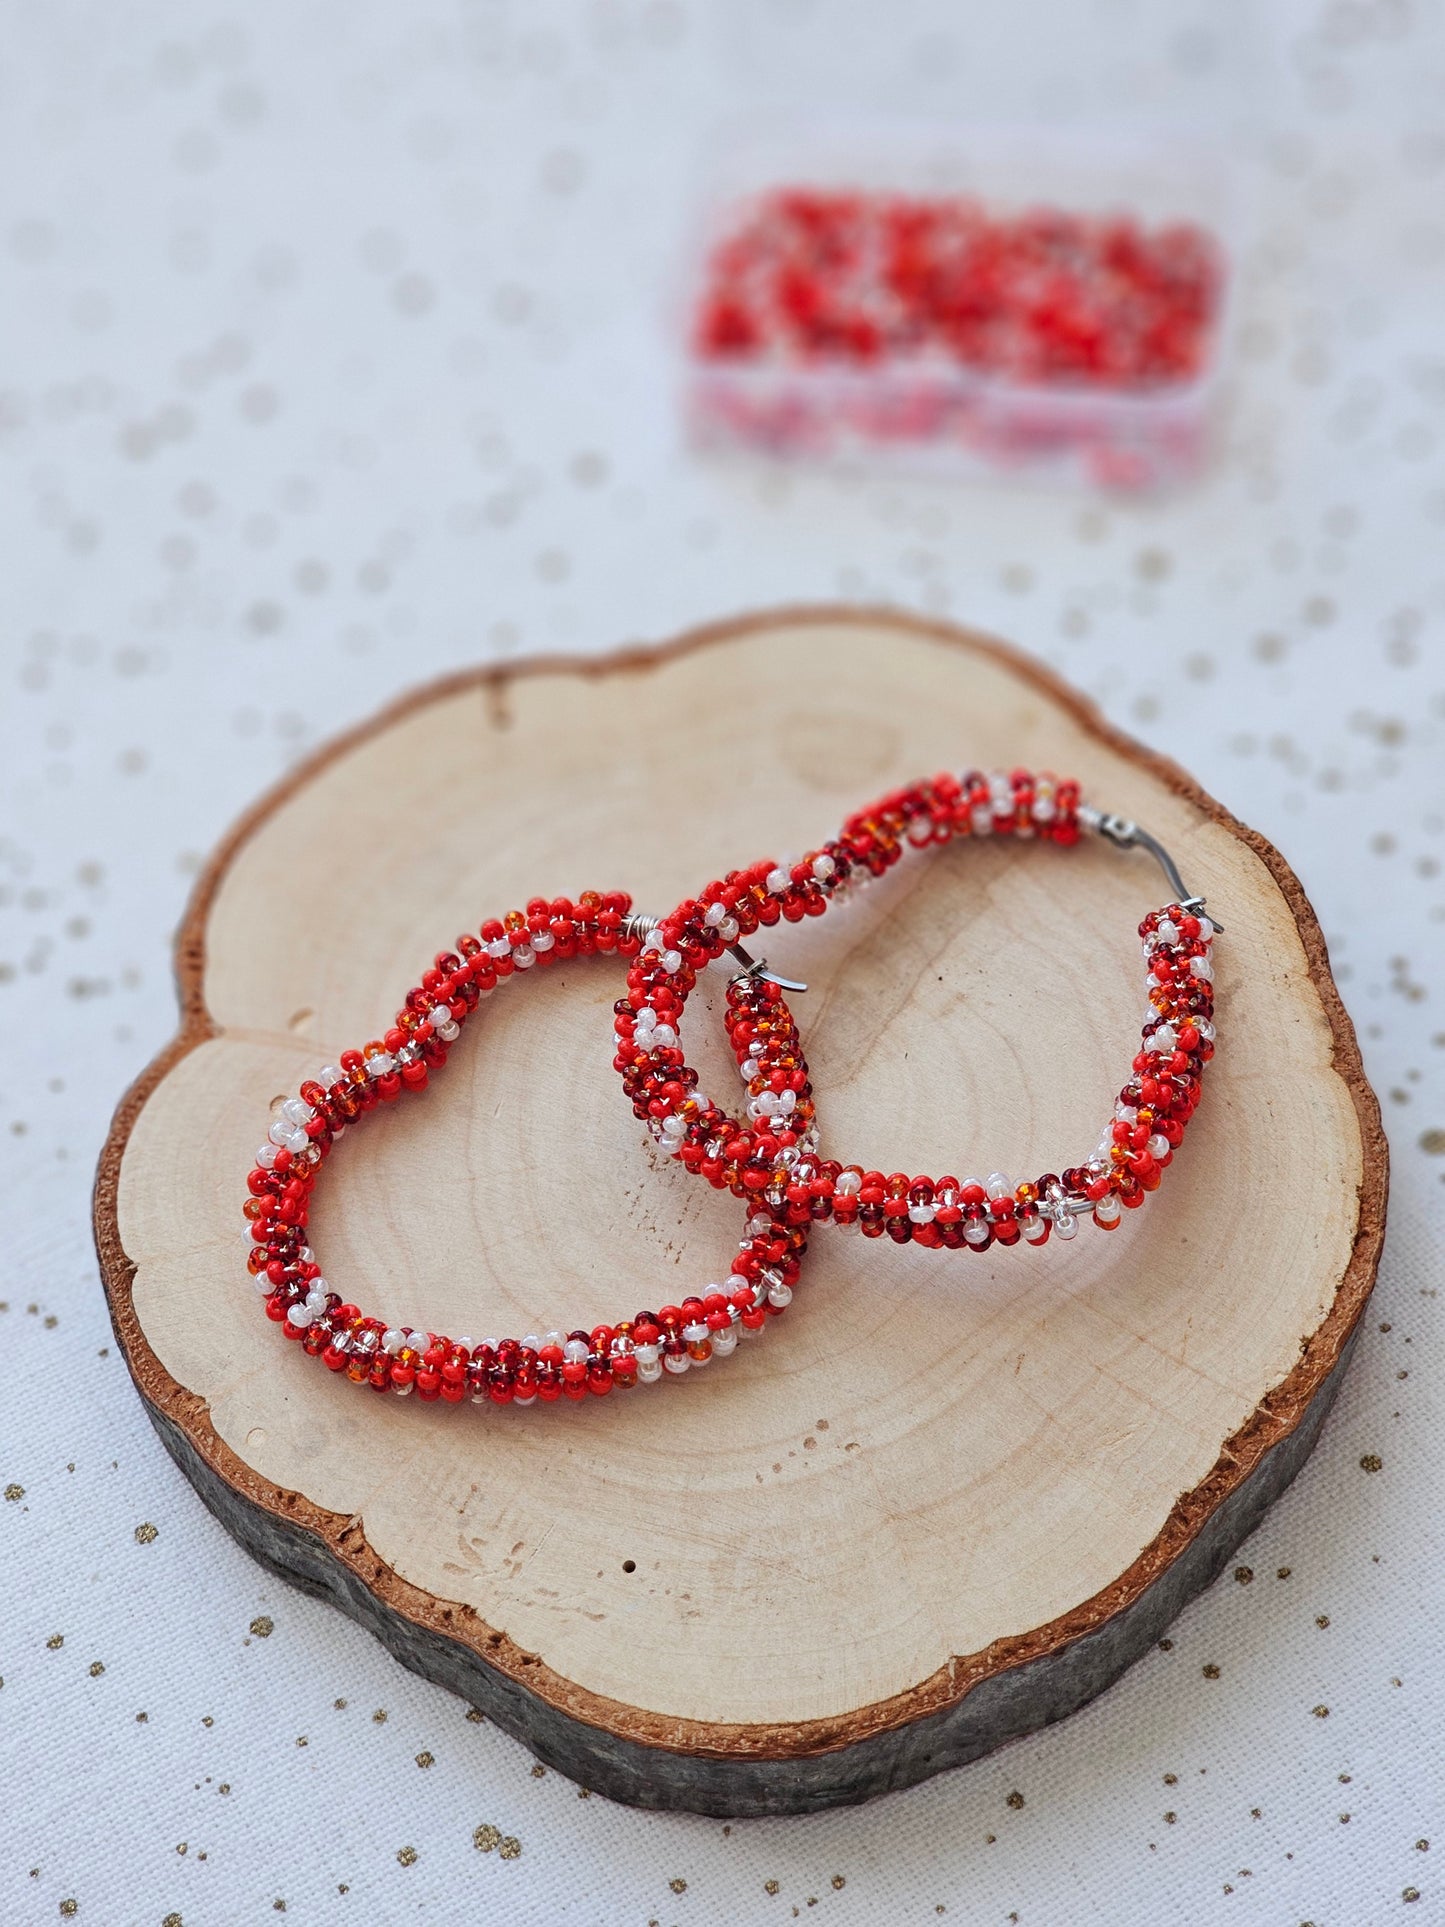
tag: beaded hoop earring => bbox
[241,891,807,1411]
[613,771,1218,1249]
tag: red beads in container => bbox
[683,127,1233,489]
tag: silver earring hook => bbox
[622,913,808,993]
[1078,805,1223,931]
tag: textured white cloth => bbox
[2,3,1443,1922]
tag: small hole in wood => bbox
[287,1007,314,1032]
[622,1559,636,1574]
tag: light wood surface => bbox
[95,609,1386,1814]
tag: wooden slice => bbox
[94,608,1386,1816]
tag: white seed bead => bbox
[318,1065,343,1089]
[663,1350,690,1375]
[1147,1133,1171,1159]
[812,853,835,879]
[562,1338,589,1363]
[985,1172,1012,1200]
[1054,1212,1079,1240]
[637,1357,663,1384]
[712,1326,738,1356]
[766,867,789,894]
[382,1328,407,1356]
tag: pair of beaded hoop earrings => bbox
[242,769,1218,1412]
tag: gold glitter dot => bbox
[1164,1812,1177,1824]
[1005,1790,1025,1809]
[474,1824,501,1854]
[1158,1638,1173,1651]
[1278,1567,1292,1580]
[832,1875,845,1889]
[46,1633,64,1650]
[163,1916,182,1926]
[1163,1773,1178,1785]
[416,1752,434,1769]
[530,1763,545,1778]
[295,1736,307,1748]
[1418,1840,1430,1851]
[1203,1664,1221,1679]
[465,1707,484,1723]
[273,1904,286,1914]
[372,1709,387,1724]
[59,1905,77,1920]
[1312,1705,1330,1718]
[499,1837,521,1861]
[176,1845,187,1856]
[1234,1565,1253,1584]
[669,1878,687,1894]
[219,1784,230,1795]
[1360,1453,1383,1473]
[764,1880,780,1895]
[4,1484,24,1501]
[1317,1615,1331,1628]
[135,1712,148,1722]
[249,1616,274,1637]
[333,1699,346,1711]
[1404,1889,1420,1903]
[134,1523,158,1544]
[89,1661,104,1677]
[201,1717,213,1728]
[396,1847,417,1868]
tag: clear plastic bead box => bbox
[680,122,1238,491]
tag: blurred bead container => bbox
[682,124,1237,490]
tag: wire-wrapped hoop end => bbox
[1079,806,1223,932]
[622,912,808,992]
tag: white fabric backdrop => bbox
[1,3,1442,1922]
